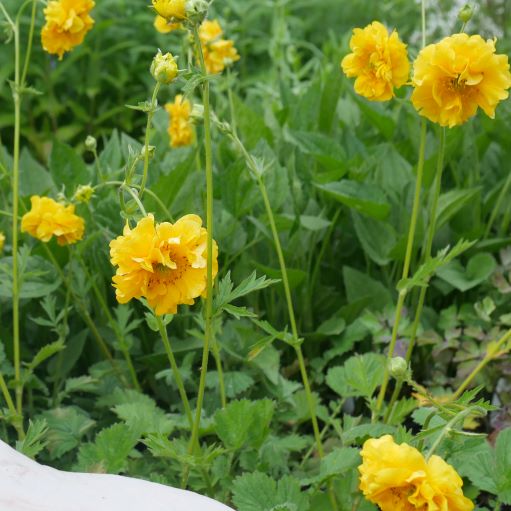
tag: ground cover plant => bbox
[1,0,511,509]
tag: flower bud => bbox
[185,0,209,25]
[85,135,97,152]
[389,357,409,380]
[459,4,474,24]
[151,0,186,21]
[150,50,178,84]
[190,103,204,122]
[74,184,95,204]
[141,145,156,159]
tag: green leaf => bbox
[436,253,496,292]
[496,428,511,504]
[316,180,390,220]
[303,447,360,486]
[113,400,174,437]
[397,239,476,293]
[214,399,274,451]
[326,353,386,398]
[15,419,48,459]
[343,266,392,311]
[436,188,480,228]
[42,407,96,459]
[207,371,255,399]
[49,140,90,192]
[0,254,62,299]
[26,339,65,373]
[341,423,396,445]
[232,473,309,511]
[352,212,397,266]
[215,271,279,314]
[75,423,137,474]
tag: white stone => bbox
[0,440,234,511]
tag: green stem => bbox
[453,328,511,399]
[121,184,148,216]
[156,317,193,428]
[384,129,446,421]
[20,0,36,87]
[0,369,24,438]
[425,406,478,460]
[183,23,217,488]
[211,339,227,408]
[226,67,237,136]
[375,120,428,417]
[95,181,173,221]
[139,82,161,197]
[76,255,141,391]
[485,170,511,239]
[12,12,22,417]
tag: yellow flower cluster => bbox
[165,95,193,148]
[154,15,182,33]
[21,196,85,246]
[359,435,474,511]
[412,34,511,127]
[109,214,218,315]
[199,20,240,75]
[341,21,410,102]
[0,232,5,252]
[41,0,95,60]
[342,21,511,126]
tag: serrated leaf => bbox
[326,353,386,398]
[26,339,65,373]
[42,407,95,459]
[75,423,137,474]
[397,239,476,293]
[113,400,174,437]
[232,473,309,511]
[15,419,48,459]
[214,399,274,451]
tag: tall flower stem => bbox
[183,24,219,487]
[156,317,194,428]
[375,121,428,416]
[384,129,446,423]
[453,328,511,399]
[139,82,161,197]
[223,123,337,507]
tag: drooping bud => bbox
[150,50,178,84]
[85,135,97,152]
[459,4,474,24]
[389,357,409,380]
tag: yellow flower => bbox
[152,0,186,21]
[0,232,5,252]
[199,19,240,74]
[411,33,511,127]
[41,0,95,60]
[109,214,218,316]
[199,19,223,43]
[154,15,182,33]
[150,50,179,84]
[341,21,410,101]
[165,95,193,148]
[21,196,85,246]
[359,435,474,511]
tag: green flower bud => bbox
[459,4,474,24]
[389,357,409,380]
[85,135,97,152]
